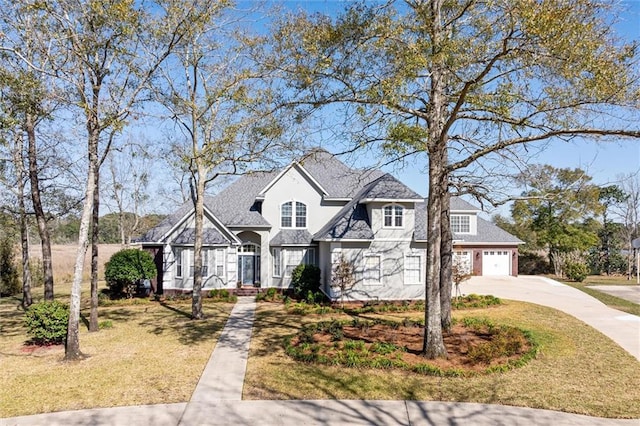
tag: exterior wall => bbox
[324,240,426,301]
[367,202,416,240]
[261,166,346,236]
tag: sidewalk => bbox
[4,287,639,426]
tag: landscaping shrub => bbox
[105,249,156,298]
[518,252,551,275]
[0,236,20,296]
[565,262,588,282]
[256,287,283,302]
[24,300,69,345]
[291,264,321,299]
[207,289,237,302]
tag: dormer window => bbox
[451,215,470,233]
[281,201,307,228]
[383,204,403,228]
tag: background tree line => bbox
[494,166,639,280]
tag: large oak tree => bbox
[266,0,640,357]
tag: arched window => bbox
[281,201,307,228]
[383,204,403,228]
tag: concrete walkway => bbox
[4,283,640,426]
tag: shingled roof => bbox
[413,199,523,244]
[270,229,314,246]
[140,150,388,242]
[314,173,420,241]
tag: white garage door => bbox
[482,250,511,276]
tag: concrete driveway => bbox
[460,275,640,362]
[588,285,640,304]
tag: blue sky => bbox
[277,0,640,204]
[139,1,640,216]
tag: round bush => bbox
[105,249,156,298]
[565,262,588,282]
[24,300,69,345]
[291,264,321,298]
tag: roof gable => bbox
[139,201,240,245]
[413,198,522,244]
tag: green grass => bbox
[0,282,233,418]
[244,302,640,419]
[558,280,640,316]
[581,275,639,286]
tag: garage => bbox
[453,250,472,275]
[482,250,511,276]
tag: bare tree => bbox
[1,0,210,359]
[615,173,640,279]
[153,5,294,319]
[105,137,152,246]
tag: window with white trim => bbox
[175,248,183,277]
[189,249,210,277]
[404,255,422,285]
[272,248,282,277]
[281,201,307,228]
[303,248,315,265]
[363,254,382,285]
[202,249,210,277]
[383,204,404,227]
[215,249,225,277]
[285,249,303,277]
[451,215,471,233]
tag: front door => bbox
[239,255,255,285]
[237,243,261,286]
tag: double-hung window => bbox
[405,255,422,285]
[272,248,282,277]
[451,215,471,233]
[383,204,403,227]
[175,248,183,277]
[363,255,381,285]
[215,249,225,277]
[285,249,303,277]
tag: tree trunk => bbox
[440,187,452,332]
[423,148,448,358]
[65,124,99,360]
[191,167,206,320]
[422,0,448,359]
[14,132,32,309]
[26,113,54,301]
[89,167,100,332]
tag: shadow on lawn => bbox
[130,301,229,346]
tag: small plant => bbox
[24,301,69,345]
[256,287,281,302]
[565,262,588,282]
[331,254,355,308]
[99,320,113,329]
[207,289,237,302]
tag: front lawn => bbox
[244,301,640,419]
[0,285,233,418]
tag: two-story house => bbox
[139,150,522,300]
